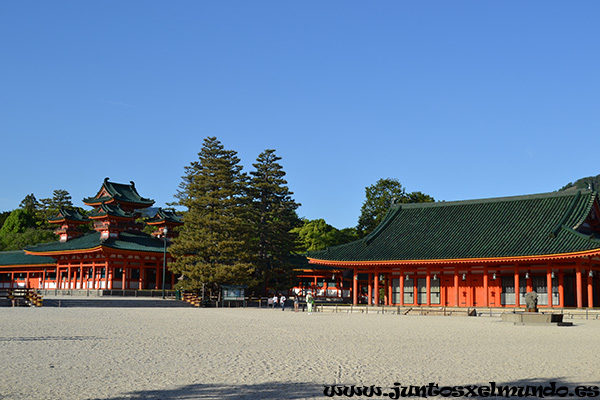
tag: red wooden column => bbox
[79,268,85,289]
[367,273,372,305]
[514,269,520,307]
[92,265,97,289]
[352,268,358,305]
[576,262,583,308]
[558,272,565,307]
[587,271,594,308]
[454,269,459,306]
[139,267,144,290]
[73,267,78,289]
[425,272,431,306]
[385,273,394,306]
[483,268,489,307]
[374,270,379,306]
[55,267,60,290]
[155,267,160,290]
[122,265,127,290]
[399,273,405,306]
[67,266,72,289]
[26,272,30,288]
[547,265,553,307]
[107,267,112,290]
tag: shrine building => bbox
[301,189,600,308]
[0,178,183,291]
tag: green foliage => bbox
[169,137,254,290]
[0,209,57,251]
[248,149,302,291]
[37,189,74,228]
[293,218,359,252]
[0,211,11,229]
[19,193,39,214]
[559,175,600,192]
[356,178,434,237]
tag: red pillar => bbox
[454,269,459,307]
[483,268,489,307]
[425,272,431,306]
[587,272,594,308]
[514,269,520,307]
[122,267,127,290]
[352,268,358,305]
[367,274,372,305]
[155,267,160,290]
[92,265,97,289]
[399,274,405,306]
[547,265,553,307]
[576,264,583,308]
[374,270,379,306]
[67,266,71,289]
[558,272,565,307]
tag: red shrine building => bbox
[0,179,183,291]
[300,190,600,309]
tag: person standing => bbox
[293,295,299,312]
[272,294,278,309]
[280,294,286,311]
[306,292,314,314]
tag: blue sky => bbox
[1,2,599,229]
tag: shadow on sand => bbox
[95,377,600,400]
[98,381,323,400]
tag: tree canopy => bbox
[356,178,434,237]
[248,149,302,291]
[293,218,358,252]
[168,137,254,291]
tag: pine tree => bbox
[169,137,253,291]
[248,149,301,292]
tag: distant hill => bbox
[559,175,600,192]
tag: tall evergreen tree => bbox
[357,178,435,237]
[169,137,253,292]
[248,149,301,291]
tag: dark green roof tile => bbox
[83,178,154,207]
[309,190,600,262]
[0,251,56,266]
[26,231,168,254]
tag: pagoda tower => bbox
[47,207,90,242]
[145,208,184,240]
[83,178,155,239]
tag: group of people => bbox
[270,292,315,313]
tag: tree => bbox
[37,189,74,227]
[168,137,253,292]
[293,218,358,252]
[0,209,57,251]
[356,178,435,237]
[19,193,39,214]
[248,149,301,291]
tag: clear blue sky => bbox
[2,2,599,229]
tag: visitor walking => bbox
[293,295,299,312]
[280,294,286,311]
[272,294,278,309]
[306,292,314,314]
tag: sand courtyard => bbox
[1,304,599,400]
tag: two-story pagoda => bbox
[0,178,181,292]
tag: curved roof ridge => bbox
[401,190,589,209]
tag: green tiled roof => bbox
[83,178,155,207]
[309,190,600,263]
[47,207,90,223]
[145,208,184,225]
[0,251,56,266]
[88,203,138,219]
[26,231,168,254]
